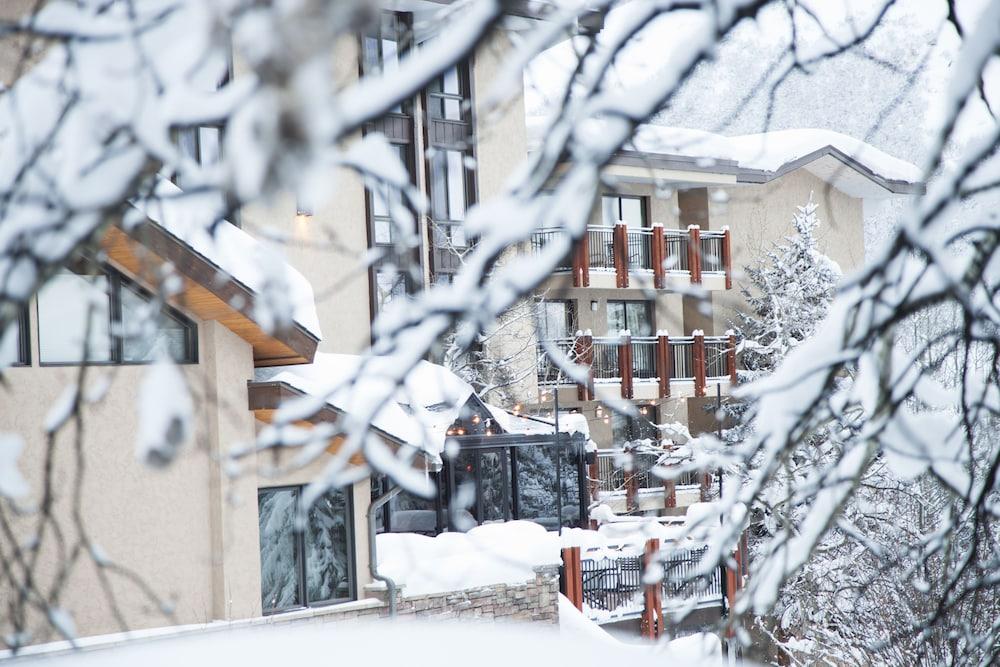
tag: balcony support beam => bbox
[722,226,733,290]
[687,225,702,284]
[693,331,707,397]
[572,232,590,288]
[618,332,634,399]
[613,223,630,288]
[656,332,671,398]
[728,331,738,385]
[575,332,595,401]
[651,224,665,289]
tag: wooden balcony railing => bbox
[530,223,732,290]
[537,331,737,399]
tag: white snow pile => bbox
[136,358,193,468]
[128,179,322,339]
[377,521,562,596]
[559,596,723,664]
[526,117,922,186]
[1,606,723,666]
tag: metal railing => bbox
[663,229,690,272]
[662,545,723,604]
[631,336,657,380]
[626,228,653,271]
[587,225,616,271]
[670,337,695,380]
[535,335,730,385]
[704,338,730,378]
[700,231,725,273]
[530,228,572,272]
[578,543,722,618]
[536,338,576,385]
[580,552,643,614]
[591,338,621,381]
[595,450,702,494]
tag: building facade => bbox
[0,0,922,649]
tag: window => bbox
[607,301,653,337]
[361,12,410,115]
[425,59,475,281]
[611,407,658,445]
[37,264,197,365]
[258,486,355,614]
[601,195,647,228]
[0,307,29,367]
[537,300,577,340]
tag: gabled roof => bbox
[527,117,924,197]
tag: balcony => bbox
[530,223,731,291]
[537,331,736,400]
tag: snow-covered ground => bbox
[1,598,724,667]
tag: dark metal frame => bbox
[37,264,198,367]
[258,484,357,616]
[5,306,31,366]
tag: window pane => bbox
[442,66,460,95]
[480,450,509,523]
[305,489,352,604]
[38,271,111,363]
[198,126,221,165]
[446,150,466,222]
[515,445,579,529]
[258,488,302,613]
[0,313,23,367]
[375,266,406,312]
[621,198,644,227]
[626,302,652,336]
[540,301,572,340]
[606,302,625,334]
[601,196,619,225]
[120,282,193,363]
[429,154,449,221]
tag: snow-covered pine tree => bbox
[725,195,841,444]
[736,194,841,380]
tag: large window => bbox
[607,300,653,337]
[37,265,197,365]
[258,486,355,615]
[362,12,420,318]
[537,300,577,340]
[611,407,659,445]
[0,308,29,367]
[425,59,475,281]
[601,195,647,228]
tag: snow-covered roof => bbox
[255,353,470,456]
[131,180,322,340]
[254,354,591,457]
[527,117,923,197]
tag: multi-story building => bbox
[0,0,920,649]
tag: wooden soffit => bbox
[248,380,440,472]
[102,222,318,367]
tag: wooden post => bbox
[656,331,671,398]
[663,477,676,509]
[575,331,594,401]
[651,223,665,289]
[727,331,737,385]
[722,226,732,290]
[687,225,702,284]
[588,460,600,505]
[572,230,591,288]
[641,538,663,639]
[693,330,706,398]
[625,466,639,513]
[561,546,584,611]
[613,222,629,288]
[618,331,633,399]
[699,471,712,502]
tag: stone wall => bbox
[262,564,561,629]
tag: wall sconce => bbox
[295,198,313,224]
[590,300,599,312]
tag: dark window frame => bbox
[423,57,477,282]
[606,299,654,337]
[360,10,422,322]
[601,193,649,228]
[2,306,31,367]
[37,264,198,367]
[258,484,357,616]
[535,299,578,340]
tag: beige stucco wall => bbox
[709,169,864,335]
[238,37,373,355]
[0,303,261,643]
